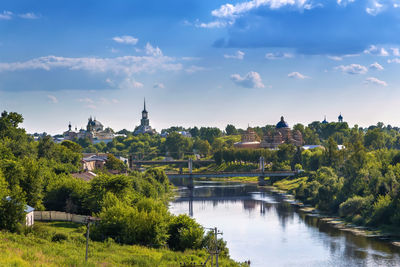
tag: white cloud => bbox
[98,97,119,105]
[364,45,389,56]
[86,104,97,110]
[212,0,311,19]
[391,48,400,56]
[364,77,388,86]
[366,1,384,15]
[78,98,94,103]
[335,64,368,75]
[337,0,355,6]
[19,12,40,19]
[369,62,384,70]
[0,11,12,20]
[288,72,309,79]
[47,95,58,103]
[196,0,314,29]
[185,65,206,74]
[153,83,165,88]
[110,48,119,53]
[230,71,265,88]
[388,58,400,63]
[0,54,182,76]
[112,35,138,45]
[327,55,343,61]
[145,43,163,57]
[181,57,201,61]
[224,50,245,60]
[119,77,144,89]
[265,52,293,60]
[195,20,229,28]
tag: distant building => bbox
[134,99,157,135]
[71,171,97,182]
[260,116,303,149]
[234,127,261,149]
[63,117,115,144]
[82,154,108,171]
[338,113,343,123]
[322,116,328,124]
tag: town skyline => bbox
[2,1,400,134]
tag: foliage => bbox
[167,215,204,251]
[104,154,127,172]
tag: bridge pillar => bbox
[258,176,267,186]
[187,158,194,189]
[188,158,193,174]
[259,156,265,174]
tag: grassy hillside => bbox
[0,222,242,267]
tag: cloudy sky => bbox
[1,0,400,134]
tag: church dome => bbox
[92,120,103,127]
[276,116,289,128]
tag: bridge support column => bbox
[187,158,194,190]
[258,156,267,186]
[258,176,267,186]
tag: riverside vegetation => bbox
[0,111,241,266]
[3,109,400,264]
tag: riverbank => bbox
[0,221,244,266]
[265,181,400,249]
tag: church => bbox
[134,99,157,135]
[63,117,115,144]
[260,116,303,149]
[234,116,303,149]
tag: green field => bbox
[0,222,243,267]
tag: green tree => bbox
[225,124,238,135]
[105,154,127,172]
[167,214,204,251]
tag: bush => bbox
[52,233,68,242]
[91,194,170,247]
[370,194,393,225]
[167,215,204,251]
[339,195,373,218]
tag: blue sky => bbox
[1,0,400,134]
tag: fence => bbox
[34,211,89,224]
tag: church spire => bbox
[143,98,146,112]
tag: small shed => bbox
[5,196,35,226]
[25,204,35,226]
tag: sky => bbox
[1,0,400,134]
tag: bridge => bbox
[166,171,297,179]
[130,159,215,167]
[129,157,298,186]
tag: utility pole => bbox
[85,216,101,263]
[214,227,219,267]
[205,227,223,267]
[85,220,90,262]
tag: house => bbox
[71,171,97,182]
[82,154,108,171]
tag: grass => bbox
[0,222,244,267]
[273,177,308,192]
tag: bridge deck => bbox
[131,160,215,165]
[166,171,297,179]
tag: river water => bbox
[169,179,400,267]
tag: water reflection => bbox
[169,179,400,267]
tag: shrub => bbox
[339,195,373,218]
[52,233,68,242]
[167,215,204,251]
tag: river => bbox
[169,179,400,267]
